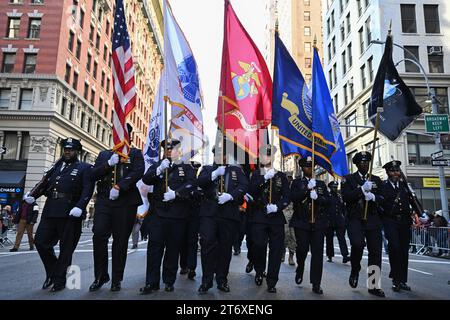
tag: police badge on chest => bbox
[178,167,185,177]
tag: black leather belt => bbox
[50,191,73,200]
[384,213,408,221]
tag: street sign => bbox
[431,159,450,166]
[425,114,450,133]
[0,146,6,155]
[431,150,444,160]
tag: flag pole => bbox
[220,90,225,194]
[310,36,318,224]
[164,95,169,192]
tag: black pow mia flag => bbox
[369,34,422,141]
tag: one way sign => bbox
[0,146,6,155]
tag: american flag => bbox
[112,0,136,157]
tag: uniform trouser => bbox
[14,219,34,249]
[131,219,142,246]
[325,225,349,258]
[233,213,246,252]
[347,222,382,276]
[294,227,325,285]
[245,218,254,263]
[146,215,186,286]
[92,206,136,282]
[35,217,81,286]
[199,216,238,286]
[179,215,199,271]
[251,223,285,287]
[383,219,411,284]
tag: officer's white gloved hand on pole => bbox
[163,187,176,202]
[218,193,233,205]
[69,207,83,217]
[310,189,318,200]
[361,181,373,192]
[211,166,226,181]
[109,187,119,200]
[307,179,316,190]
[364,192,376,202]
[264,168,276,181]
[266,204,278,214]
[156,159,171,176]
[107,153,120,167]
[23,192,35,205]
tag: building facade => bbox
[323,0,450,213]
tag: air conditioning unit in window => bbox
[429,46,443,55]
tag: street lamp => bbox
[371,39,449,219]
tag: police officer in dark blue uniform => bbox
[247,145,290,293]
[325,181,350,263]
[25,138,94,292]
[197,147,248,294]
[290,156,329,295]
[381,160,413,292]
[140,139,196,294]
[89,124,144,292]
[341,151,385,297]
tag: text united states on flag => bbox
[112,0,136,157]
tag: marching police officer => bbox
[89,124,144,292]
[197,147,248,294]
[325,181,350,263]
[24,138,94,292]
[342,151,385,297]
[290,156,329,294]
[140,139,196,294]
[381,160,413,292]
[247,145,290,293]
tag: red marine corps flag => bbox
[112,0,136,158]
[217,0,272,161]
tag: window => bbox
[79,9,85,29]
[106,20,110,37]
[329,69,333,89]
[328,43,332,60]
[304,42,311,53]
[89,25,94,42]
[80,112,85,129]
[7,18,21,38]
[424,5,440,34]
[401,4,417,33]
[342,51,347,74]
[346,13,351,35]
[72,71,78,90]
[2,53,16,73]
[361,64,366,89]
[359,27,364,54]
[96,33,101,50]
[333,63,337,87]
[19,89,33,110]
[64,63,71,83]
[103,44,107,61]
[366,140,382,167]
[104,103,108,117]
[106,78,110,93]
[304,11,310,21]
[349,78,354,99]
[365,17,371,45]
[98,8,103,23]
[326,18,330,36]
[61,97,67,116]
[362,99,371,125]
[96,124,101,138]
[69,103,75,121]
[428,46,444,73]
[410,87,448,114]
[28,18,41,38]
[99,97,103,114]
[340,23,345,42]
[84,82,89,99]
[368,56,374,82]
[101,71,105,87]
[0,89,11,109]
[93,61,98,79]
[108,52,112,68]
[71,0,77,19]
[331,37,336,56]
[75,39,82,60]
[347,150,357,173]
[345,112,357,138]
[343,84,348,106]
[357,0,362,17]
[334,93,339,112]
[87,118,92,133]
[331,10,335,28]
[31,0,44,3]
[68,31,75,51]
[86,52,92,72]
[90,89,95,106]
[347,42,353,67]
[339,0,343,13]
[304,27,311,36]
[304,0,310,6]
[92,0,97,12]
[404,46,419,72]
[407,133,435,165]
[23,53,37,73]
[305,58,311,69]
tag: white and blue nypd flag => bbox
[164,0,204,160]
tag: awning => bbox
[0,170,26,187]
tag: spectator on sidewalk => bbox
[10,201,38,252]
[432,210,448,257]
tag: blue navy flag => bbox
[369,34,422,141]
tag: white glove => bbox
[218,193,233,205]
[107,153,120,167]
[163,187,176,202]
[364,192,376,202]
[156,159,171,176]
[211,166,226,181]
[244,193,254,202]
[310,190,318,200]
[307,179,316,190]
[361,181,373,192]
[69,207,83,218]
[23,192,35,205]
[109,187,119,200]
[266,204,278,214]
[264,168,276,181]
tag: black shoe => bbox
[233,249,241,256]
[165,284,174,292]
[111,281,121,292]
[217,283,230,292]
[29,246,34,251]
[312,284,323,295]
[198,282,213,294]
[131,244,138,249]
[295,267,303,285]
[187,269,196,280]
[267,286,277,293]
[255,274,263,286]
[342,256,350,264]
[368,288,385,297]
[50,283,65,292]
[140,284,159,295]
[42,277,53,290]
[327,257,333,262]
[245,262,254,273]
[349,273,358,288]
[180,268,188,275]
[399,282,411,291]
[262,271,267,278]
[9,248,18,252]
[89,276,110,292]
[392,282,401,292]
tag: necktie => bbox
[60,163,66,172]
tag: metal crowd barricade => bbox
[410,226,450,255]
